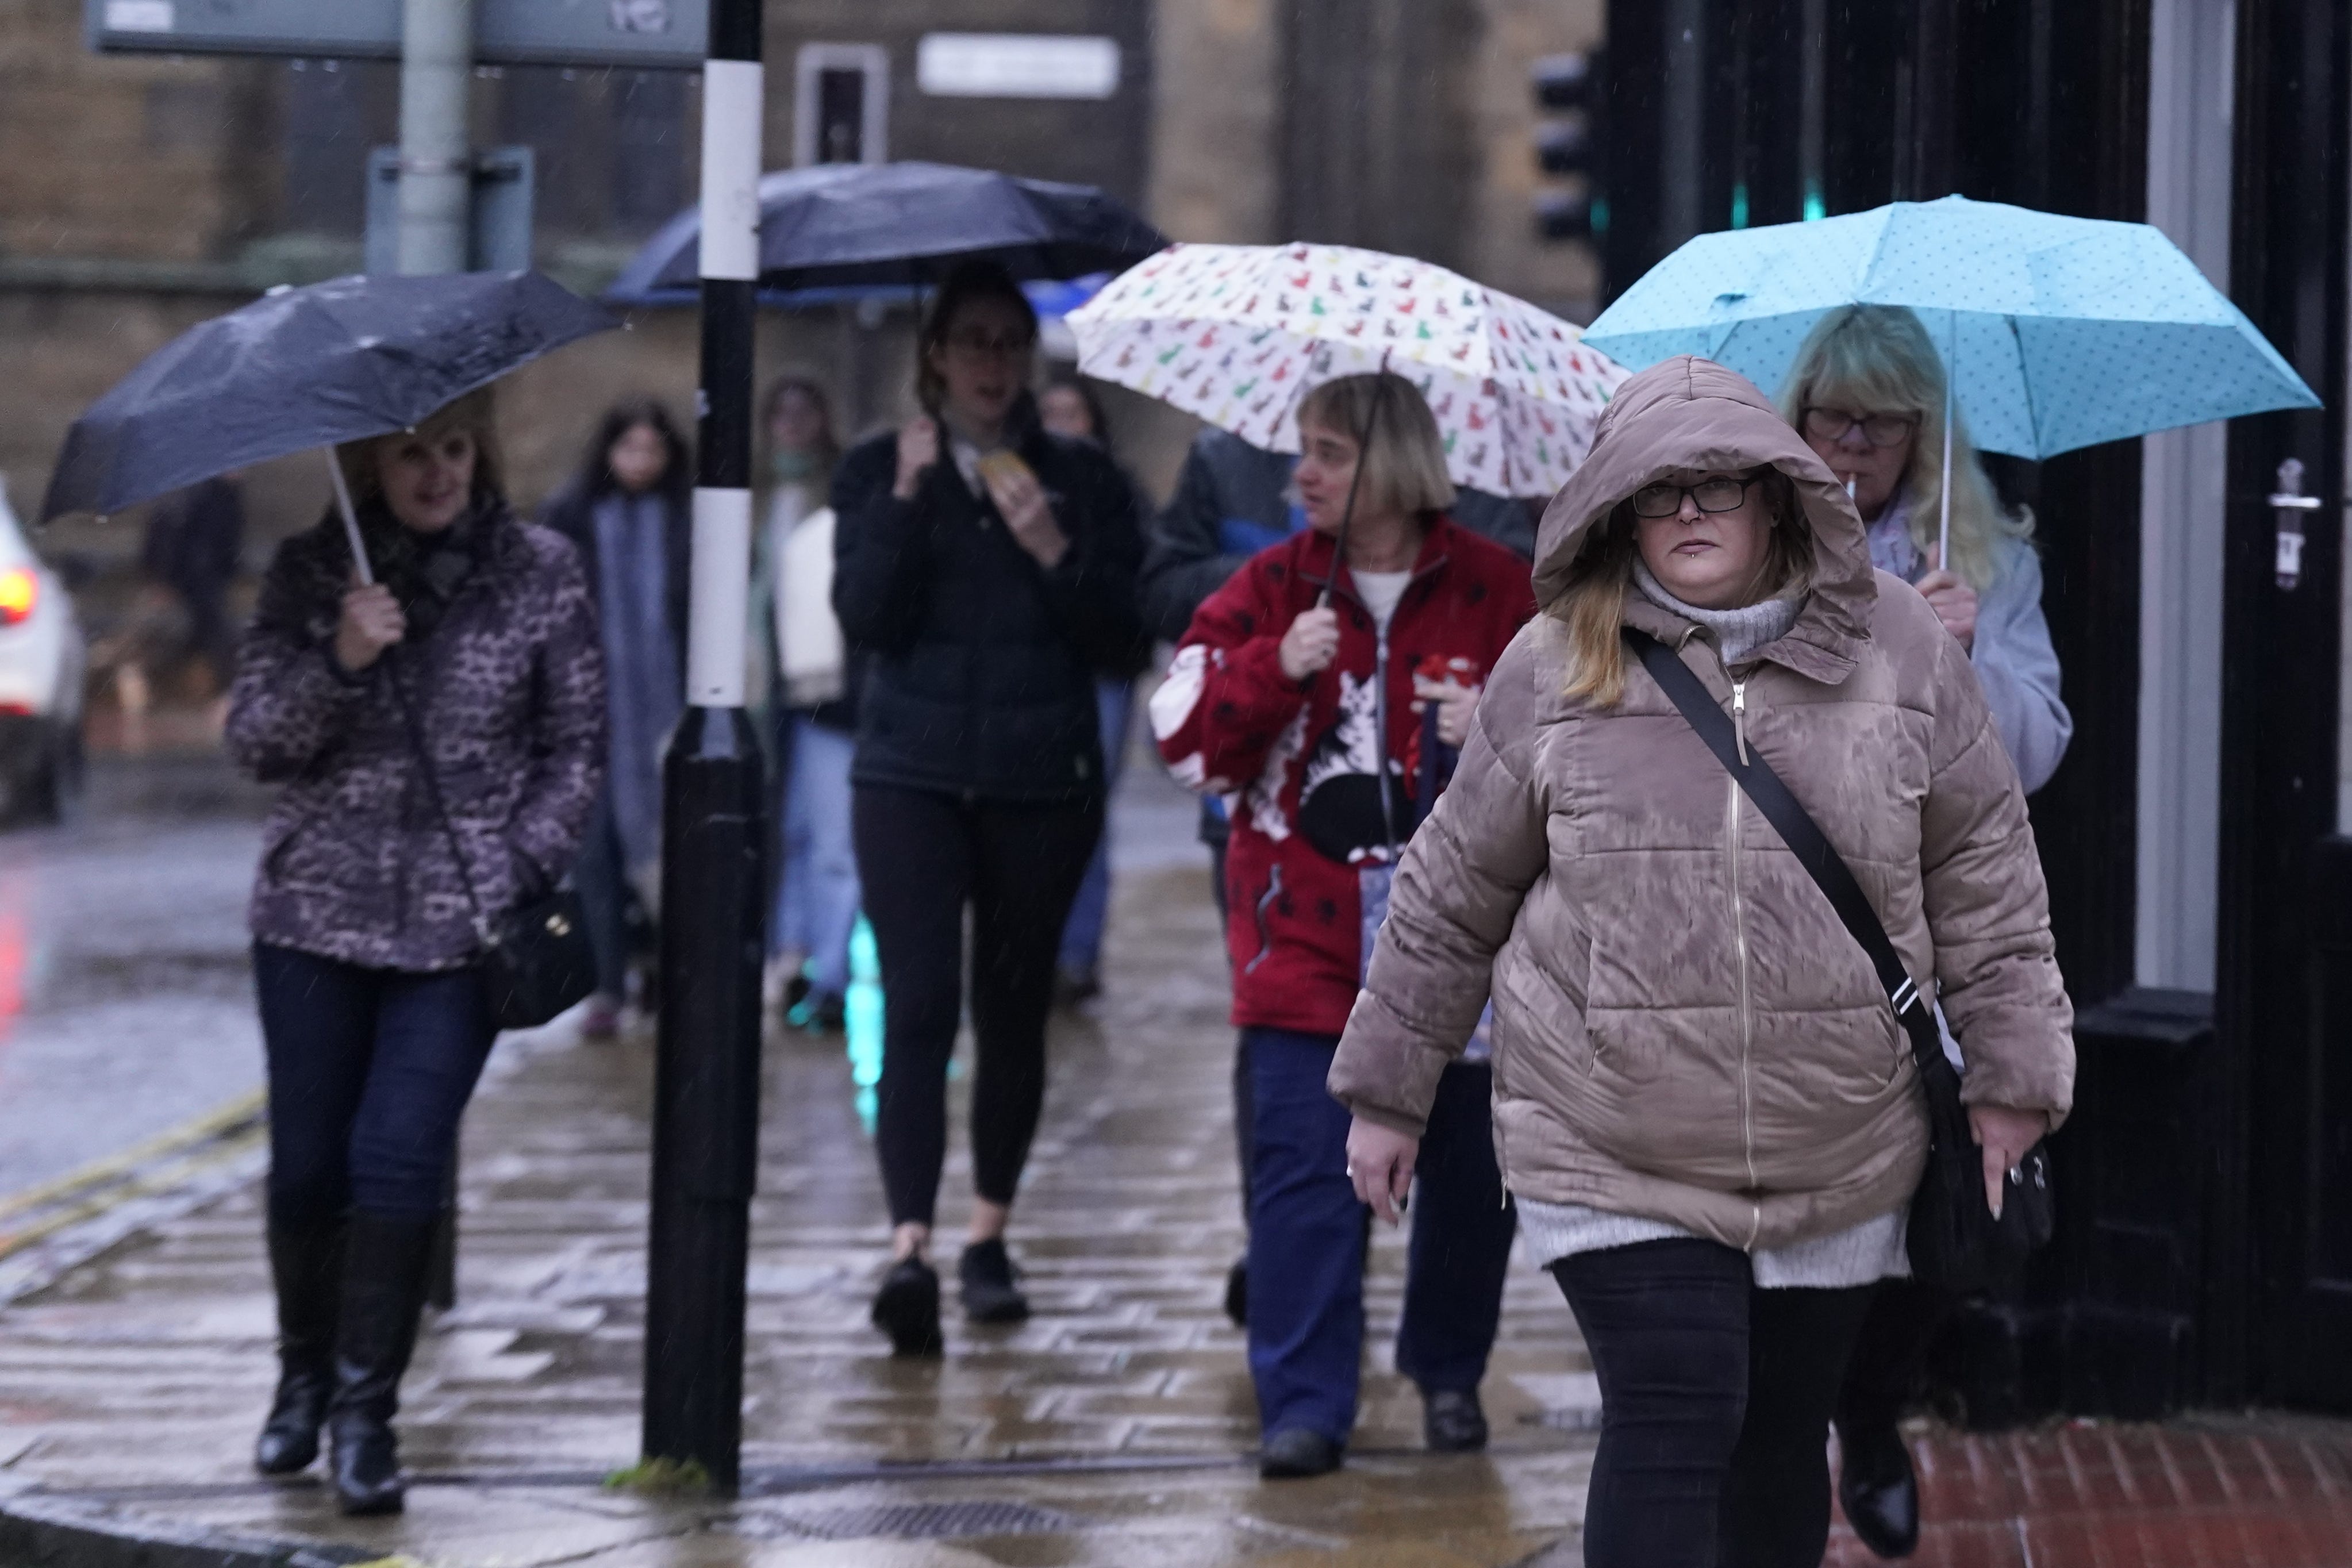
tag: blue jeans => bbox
[1056,678,1132,976]
[253,943,497,1225]
[773,715,862,997]
[1245,1028,1516,1443]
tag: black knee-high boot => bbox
[255,1213,344,1475]
[327,1213,439,1516]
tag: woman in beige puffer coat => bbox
[1329,356,2073,1568]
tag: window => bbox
[793,44,888,167]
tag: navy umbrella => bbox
[603,162,1167,301]
[43,270,617,578]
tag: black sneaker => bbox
[1421,1388,1489,1452]
[870,1256,944,1357]
[1259,1427,1343,1479]
[1224,1256,1249,1327]
[958,1238,1031,1324]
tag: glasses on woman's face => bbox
[1632,476,1755,518]
[1802,407,1917,448]
[943,330,1033,361]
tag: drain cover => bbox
[736,1499,1088,1542]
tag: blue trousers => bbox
[1056,678,1132,976]
[572,789,632,1001]
[254,943,497,1225]
[1246,1027,1516,1443]
[773,714,862,997]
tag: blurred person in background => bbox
[833,261,1145,1355]
[540,401,692,1040]
[753,373,857,1032]
[227,388,604,1516]
[1777,304,2072,1560]
[1138,422,1540,1329]
[140,469,246,702]
[1152,371,1535,1479]
[1035,369,1153,1007]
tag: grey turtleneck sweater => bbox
[1631,559,1802,666]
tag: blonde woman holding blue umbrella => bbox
[1774,304,2073,1560]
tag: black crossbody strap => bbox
[1624,628,1940,1071]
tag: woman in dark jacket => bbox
[225,387,605,1516]
[833,260,1145,1356]
[537,401,693,1037]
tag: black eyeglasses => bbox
[1631,476,1757,518]
[1802,407,1917,448]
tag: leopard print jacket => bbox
[226,505,608,971]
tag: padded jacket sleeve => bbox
[1327,629,1553,1136]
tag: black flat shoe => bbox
[871,1256,944,1357]
[1422,1388,1489,1453]
[958,1239,1030,1324]
[1259,1427,1343,1479]
[1838,1424,1920,1559]
[1223,1256,1248,1328]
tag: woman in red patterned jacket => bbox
[1151,372,1536,1478]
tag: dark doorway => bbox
[2220,0,2352,1413]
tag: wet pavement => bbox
[8,751,2352,1565]
[0,750,1603,1565]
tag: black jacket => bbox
[831,413,1146,804]
[1136,427,1538,642]
[537,477,693,666]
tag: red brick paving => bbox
[1827,1420,2352,1567]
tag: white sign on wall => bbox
[916,33,1120,100]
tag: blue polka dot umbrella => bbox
[1582,195,2319,559]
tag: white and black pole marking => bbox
[643,0,767,1496]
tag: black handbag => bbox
[1625,629,2053,1293]
[390,660,599,1032]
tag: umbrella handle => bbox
[1938,313,1954,575]
[325,446,373,587]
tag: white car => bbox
[0,476,85,821]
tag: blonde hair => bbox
[1296,372,1457,518]
[1775,305,2029,589]
[334,385,506,507]
[1555,468,1814,706]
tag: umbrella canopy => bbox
[1580,194,2318,460]
[605,162,1167,299]
[43,270,617,522]
[1068,242,1625,498]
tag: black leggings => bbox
[853,784,1102,1228]
[1552,1239,1875,1568]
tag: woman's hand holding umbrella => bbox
[334,581,406,674]
[1278,606,1342,682]
[892,417,940,499]
[1913,545,1980,652]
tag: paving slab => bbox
[0,859,1598,1565]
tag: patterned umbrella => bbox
[1067,242,1625,498]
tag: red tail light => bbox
[0,568,36,625]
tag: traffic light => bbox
[1531,51,1604,241]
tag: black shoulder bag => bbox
[390,657,599,1031]
[1624,629,2053,1293]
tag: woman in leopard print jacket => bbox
[223,387,605,1517]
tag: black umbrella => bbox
[42,271,617,577]
[604,162,1167,300]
